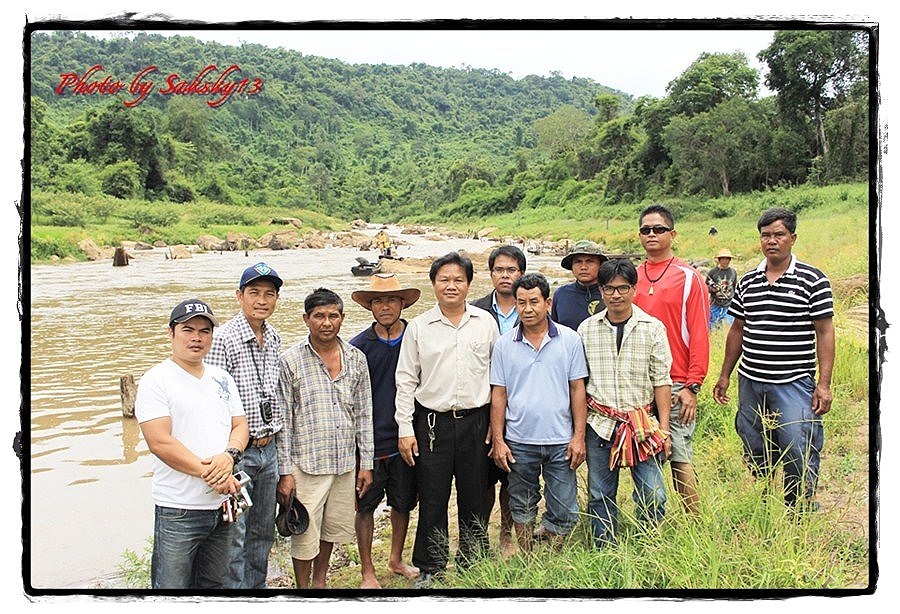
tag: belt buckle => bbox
[452,407,465,419]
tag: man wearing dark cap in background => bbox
[350,274,422,588]
[207,262,284,589]
[551,240,608,331]
[136,299,249,589]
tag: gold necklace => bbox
[645,257,675,295]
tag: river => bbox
[26,226,567,588]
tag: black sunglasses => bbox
[639,225,672,235]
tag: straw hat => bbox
[351,274,421,310]
[715,248,734,260]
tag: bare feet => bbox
[360,573,382,589]
[389,560,420,579]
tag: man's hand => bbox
[490,438,515,473]
[566,435,586,470]
[662,438,672,462]
[399,436,419,467]
[674,388,697,424]
[200,452,234,488]
[712,374,731,405]
[276,474,296,508]
[356,469,374,498]
[209,473,240,495]
[812,382,833,415]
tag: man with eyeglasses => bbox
[470,244,526,555]
[713,208,834,512]
[551,240,609,331]
[578,259,672,547]
[206,262,284,589]
[634,205,710,517]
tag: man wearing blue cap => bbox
[207,262,284,589]
[136,299,248,589]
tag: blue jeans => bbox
[585,427,666,548]
[506,440,579,535]
[152,505,235,589]
[709,305,734,330]
[225,440,278,588]
[735,374,823,505]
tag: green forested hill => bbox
[29,27,870,261]
[30,30,621,220]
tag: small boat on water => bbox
[351,256,383,277]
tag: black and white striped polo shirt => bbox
[728,254,834,384]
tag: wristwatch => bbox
[225,447,243,465]
[687,383,702,394]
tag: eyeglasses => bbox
[491,267,520,276]
[600,284,633,296]
[639,225,672,235]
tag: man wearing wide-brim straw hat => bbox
[707,247,738,331]
[551,239,609,331]
[348,274,422,588]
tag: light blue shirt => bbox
[490,319,589,445]
[491,291,519,335]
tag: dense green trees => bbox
[30,28,871,227]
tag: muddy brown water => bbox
[27,227,568,588]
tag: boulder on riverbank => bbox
[169,245,193,259]
[270,217,303,229]
[197,235,227,251]
[259,230,301,250]
[78,239,114,261]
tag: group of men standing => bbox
[134,204,835,590]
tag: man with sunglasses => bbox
[634,205,710,516]
[206,263,284,589]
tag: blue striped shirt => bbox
[728,255,834,384]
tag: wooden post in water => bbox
[120,374,137,418]
[113,247,129,267]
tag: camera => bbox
[259,399,273,423]
[231,470,253,515]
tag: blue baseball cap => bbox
[239,262,283,290]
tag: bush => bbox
[165,180,197,203]
[100,160,142,199]
[121,203,181,228]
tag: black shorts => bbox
[357,454,418,514]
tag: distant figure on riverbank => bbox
[135,299,249,589]
[376,230,393,258]
[551,240,608,331]
[706,249,737,331]
[206,262,284,589]
[275,288,374,589]
[350,274,422,588]
[395,252,499,588]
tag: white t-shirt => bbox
[135,358,245,510]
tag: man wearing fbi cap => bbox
[206,262,285,589]
[551,240,608,331]
[349,274,422,587]
[135,299,249,589]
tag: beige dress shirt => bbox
[394,303,499,438]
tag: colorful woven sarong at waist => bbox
[586,396,666,469]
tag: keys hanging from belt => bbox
[427,412,436,452]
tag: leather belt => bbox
[248,435,273,448]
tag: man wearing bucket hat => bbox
[349,274,422,588]
[550,240,608,331]
[206,262,284,589]
[136,299,249,589]
[706,248,738,331]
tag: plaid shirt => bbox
[206,312,283,439]
[577,305,672,440]
[276,336,374,476]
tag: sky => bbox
[3,1,898,611]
